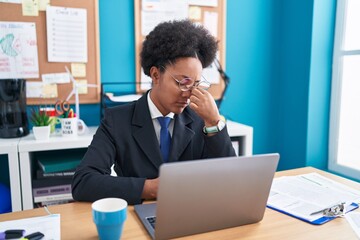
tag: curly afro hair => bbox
[141,19,218,76]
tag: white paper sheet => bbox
[188,0,218,7]
[0,21,39,79]
[0,214,61,240]
[26,81,43,97]
[204,11,218,37]
[26,81,58,98]
[141,0,188,36]
[42,72,70,84]
[107,94,142,103]
[268,173,360,221]
[202,61,220,84]
[142,0,186,12]
[140,68,152,91]
[0,0,21,3]
[346,212,360,238]
[46,6,87,63]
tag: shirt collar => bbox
[147,91,175,119]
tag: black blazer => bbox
[72,93,236,204]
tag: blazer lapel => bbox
[169,110,195,162]
[132,94,163,168]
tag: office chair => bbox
[214,58,230,110]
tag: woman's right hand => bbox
[141,178,159,200]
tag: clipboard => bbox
[267,172,360,225]
[267,202,359,225]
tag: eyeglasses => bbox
[160,66,211,92]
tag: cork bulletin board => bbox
[0,0,100,105]
[134,0,226,99]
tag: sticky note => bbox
[76,79,88,94]
[38,0,50,11]
[188,6,201,20]
[42,83,58,98]
[22,0,39,16]
[71,63,86,77]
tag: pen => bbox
[21,232,44,240]
[310,208,327,216]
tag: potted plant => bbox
[30,107,52,140]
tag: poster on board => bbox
[0,21,39,79]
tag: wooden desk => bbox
[0,167,359,239]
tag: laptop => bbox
[134,153,279,240]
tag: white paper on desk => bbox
[0,214,60,240]
[346,212,360,239]
[268,173,360,221]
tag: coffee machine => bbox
[0,79,29,138]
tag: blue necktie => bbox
[157,117,171,162]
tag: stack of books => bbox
[32,152,81,207]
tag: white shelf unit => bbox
[18,127,98,210]
[0,137,22,212]
[15,121,252,210]
[227,120,253,156]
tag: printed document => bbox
[346,212,360,238]
[46,6,87,63]
[267,173,360,222]
[0,21,39,79]
[0,214,60,240]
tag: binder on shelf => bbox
[32,178,73,204]
[267,172,360,225]
[34,193,73,203]
[32,178,72,189]
[37,155,81,173]
[33,184,71,198]
[36,168,75,179]
[35,199,73,208]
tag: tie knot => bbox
[157,117,171,128]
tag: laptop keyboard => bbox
[146,216,156,229]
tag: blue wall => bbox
[76,0,135,126]
[306,0,336,169]
[221,1,276,155]
[221,0,336,170]
[70,0,336,170]
[274,1,315,170]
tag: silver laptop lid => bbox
[155,153,279,240]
